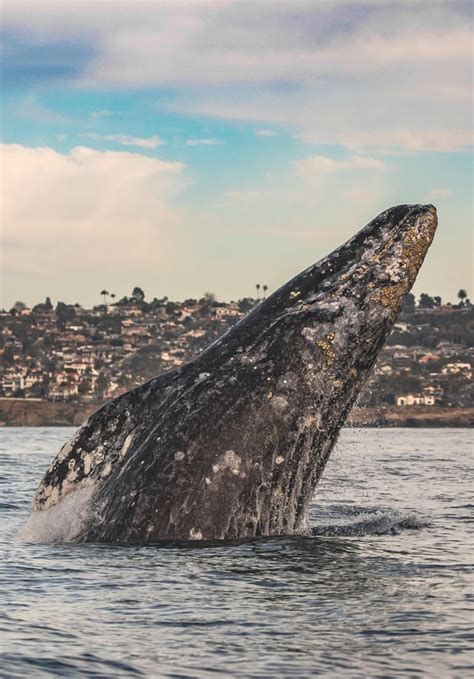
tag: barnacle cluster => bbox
[316,332,336,365]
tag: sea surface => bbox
[0,427,472,677]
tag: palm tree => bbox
[100,289,109,304]
[458,289,468,308]
[263,284,268,299]
[110,293,116,301]
[256,283,261,300]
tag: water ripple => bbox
[0,427,472,677]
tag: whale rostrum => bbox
[27,204,437,543]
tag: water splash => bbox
[311,506,431,537]
[17,486,95,544]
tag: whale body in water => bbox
[24,204,437,543]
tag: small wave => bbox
[311,507,431,537]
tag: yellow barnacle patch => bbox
[316,332,336,365]
[403,224,436,281]
[370,282,410,320]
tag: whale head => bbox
[229,203,437,402]
[265,203,438,382]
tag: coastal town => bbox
[0,287,472,426]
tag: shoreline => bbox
[0,398,472,428]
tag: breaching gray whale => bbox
[24,204,437,543]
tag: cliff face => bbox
[0,399,472,428]
[0,399,103,427]
[347,406,474,428]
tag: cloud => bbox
[90,109,113,120]
[255,129,275,137]
[430,188,452,199]
[15,93,72,124]
[1,144,186,283]
[223,189,264,204]
[186,138,222,146]
[86,133,163,148]
[293,153,389,203]
[3,1,470,152]
[295,154,387,177]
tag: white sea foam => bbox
[18,485,95,544]
[311,507,431,537]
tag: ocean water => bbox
[0,427,472,678]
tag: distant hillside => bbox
[1,295,472,415]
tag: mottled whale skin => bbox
[27,204,437,543]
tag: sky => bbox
[0,0,472,309]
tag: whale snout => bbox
[390,203,437,272]
[366,203,437,320]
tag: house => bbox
[441,362,472,379]
[374,364,393,375]
[396,393,435,406]
[2,371,26,396]
[47,383,79,400]
[418,353,440,364]
[213,306,242,320]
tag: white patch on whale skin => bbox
[82,453,93,475]
[120,433,134,459]
[54,425,85,467]
[212,449,242,476]
[18,485,95,544]
[174,451,185,461]
[384,254,404,282]
[101,461,112,477]
[302,414,317,429]
[269,396,289,413]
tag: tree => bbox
[78,378,92,395]
[263,284,268,299]
[256,283,261,299]
[131,287,145,303]
[403,293,416,312]
[96,372,110,398]
[203,291,217,304]
[433,296,442,307]
[100,289,109,304]
[56,301,75,328]
[238,298,254,313]
[458,289,468,307]
[32,297,53,313]
[13,301,27,313]
[418,293,435,309]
